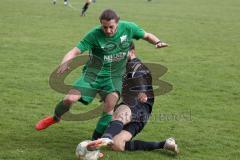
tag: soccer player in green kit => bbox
[35,9,168,139]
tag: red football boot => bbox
[35,116,59,131]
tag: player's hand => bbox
[155,41,168,48]
[138,92,148,103]
[57,63,70,74]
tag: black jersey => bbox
[121,58,154,112]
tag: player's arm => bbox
[61,47,81,63]
[130,22,168,48]
[57,30,95,74]
[57,47,81,74]
[138,92,148,103]
[130,71,153,103]
[135,77,152,103]
[143,32,168,48]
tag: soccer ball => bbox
[84,150,101,160]
[76,140,89,159]
[76,140,101,160]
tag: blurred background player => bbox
[81,0,96,16]
[88,42,178,154]
[53,0,68,6]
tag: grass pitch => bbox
[0,0,240,159]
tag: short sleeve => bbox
[76,31,95,53]
[129,22,145,40]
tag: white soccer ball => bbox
[84,150,101,160]
[76,140,90,159]
[76,140,101,160]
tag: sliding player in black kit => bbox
[87,42,179,154]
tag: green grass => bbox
[1,0,240,159]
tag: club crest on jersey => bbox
[120,35,127,43]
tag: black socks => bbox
[125,140,166,151]
[102,120,124,139]
[92,130,103,140]
[53,101,70,121]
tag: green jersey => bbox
[76,20,145,77]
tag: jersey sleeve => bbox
[130,72,151,90]
[129,22,145,40]
[128,63,153,93]
[76,30,96,53]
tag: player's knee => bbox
[63,90,81,105]
[106,97,118,107]
[63,95,78,105]
[63,98,74,105]
[112,113,127,124]
[105,101,115,109]
[112,105,131,124]
[104,93,119,113]
[112,115,123,122]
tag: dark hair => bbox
[129,42,135,50]
[99,9,120,22]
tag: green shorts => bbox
[73,73,122,105]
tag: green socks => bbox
[95,112,112,135]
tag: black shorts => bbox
[122,100,153,137]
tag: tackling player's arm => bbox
[138,92,148,103]
[130,71,152,103]
[135,77,151,103]
[143,32,168,48]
